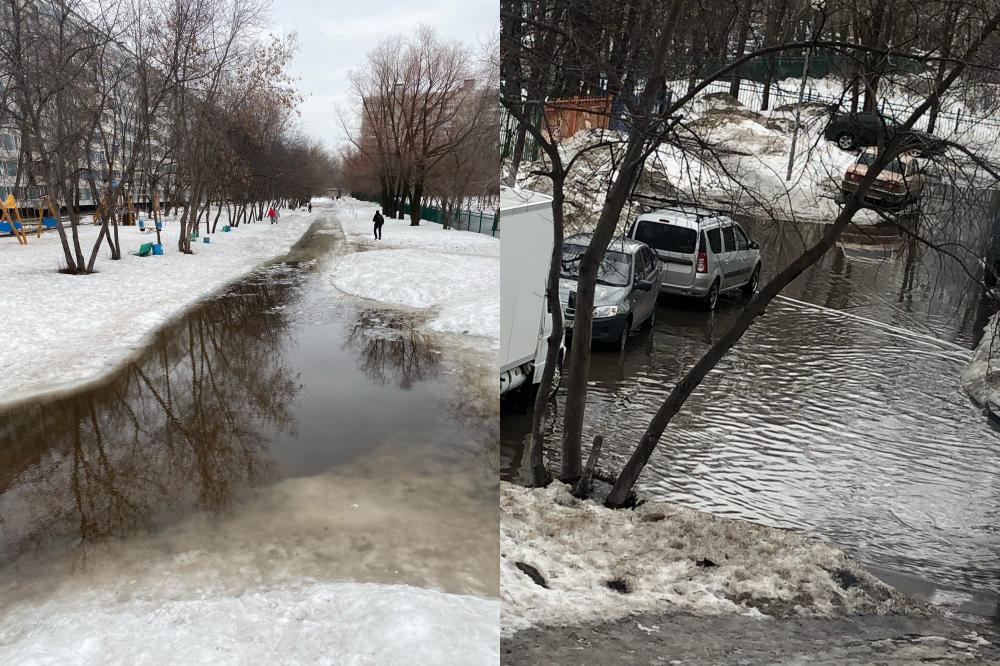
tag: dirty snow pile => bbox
[0,208,315,404]
[513,91,886,229]
[0,581,498,665]
[962,312,1000,408]
[501,482,918,636]
[327,198,499,347]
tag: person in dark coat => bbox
[373,209,384,240]
[308,202,312,213]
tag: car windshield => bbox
[857,152,905,175]
[561,244,631,287]
[634,220,697,254]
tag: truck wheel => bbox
[505,382,538,414]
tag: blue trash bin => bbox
[152,244,163,255]
[203,236,211,244]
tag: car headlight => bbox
[593,305,619,318]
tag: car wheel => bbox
[617,316,632,352]
[836,133,856,151]
[702,281,720,311]
[742,264,761,295]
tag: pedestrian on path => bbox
[373,209,384,240]
[308,202,312,213]
[268,206,277,224]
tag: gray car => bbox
[629,206,762,310]
[559,234,661,350]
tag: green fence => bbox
[352,193,499,237]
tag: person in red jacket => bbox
[268,206,277,224]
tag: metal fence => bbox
[670,78,1000,146]
[353,193,499,237]
[502,78,1000,158]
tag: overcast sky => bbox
[270,0,498,152]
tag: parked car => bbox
[838,148,926,209]
[824,112,887,151]
[824,112,945,155]
[628,206,761,310]
[559,234,661,350]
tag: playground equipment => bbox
[1,194,27,245]
[93,185,138,227]
[36,196,60,238]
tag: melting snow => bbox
[0,581,499,665]
[0,207,317,404]
[326,199,499,347]
[501,482,918,636]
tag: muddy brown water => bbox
[502,200,1000,620]
[0,215,499,606]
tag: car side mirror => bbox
[749,240,760,250]
[635,279,654,292]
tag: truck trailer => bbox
[500,186,563,405]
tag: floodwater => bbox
[0,215,499,618]
[502,189,1000,620]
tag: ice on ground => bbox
[326,198,499,347]
[501,482,918,636]
[0,210,316,404]
[962,311,1000,407]
[0,438,499,663]
[0,581,499,666]
[331,248,498,342]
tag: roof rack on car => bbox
[629,192,719,224]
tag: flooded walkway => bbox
[0,215,498,629]
[502,209,1000,620]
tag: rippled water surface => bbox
[502,198,1000,618]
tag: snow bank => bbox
[501,482,918,636]
[514,92,895,227]
[0,581,499,665]
[962,312,1000,407]
[327,198,499,346]
[0,211,315,404]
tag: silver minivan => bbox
[628,207,762,310]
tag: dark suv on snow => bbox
[824,112,944,155]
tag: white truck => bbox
[500,186,563,406]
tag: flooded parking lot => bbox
[502,200,1000,619]
[0,217,499,617]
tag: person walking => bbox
[308,202,312,213]
[373,209,384,240]
[268,206,277,224]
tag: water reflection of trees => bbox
[0,274,301,562]
[342,308,441,389]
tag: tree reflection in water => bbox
[342,308,441,389]
[0,272,301,563]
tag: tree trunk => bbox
[558,0,682,481]
[728,15,750,100]
[528,175,567,486]
[409,181,423,226]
